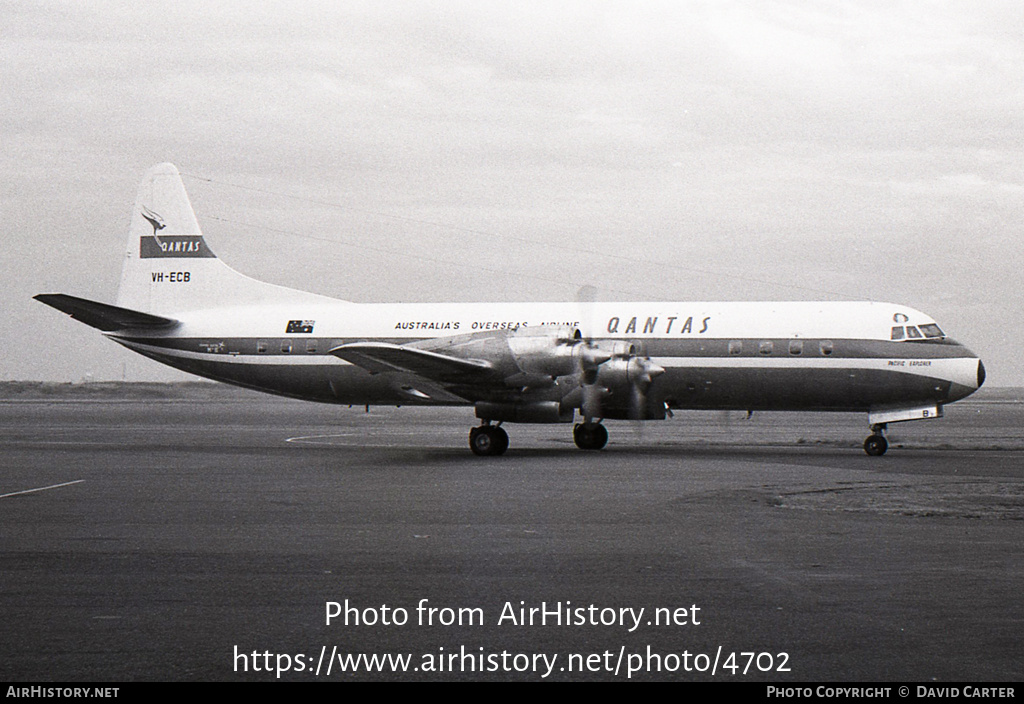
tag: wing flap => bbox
[34,293,179,331]
[329,342,494,381]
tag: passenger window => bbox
[257,340,268,354]
[281,341,292,354]
[820,340,833,356]
[789,340,803,355]
[891,326,905,341]
[306,340,319,354]
[759,340,774,356]
[728,340,743,356]
[906,326,923,339]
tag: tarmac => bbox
[0,390,1021,681]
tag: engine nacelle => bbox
[505,325,582,379]
[475,401,574,424]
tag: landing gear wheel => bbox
[863,434,888,456]
[493,426,509,455]
[573,423,608,451]
[469,425,509,456]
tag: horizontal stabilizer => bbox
[34,294,179,332]
[330,342,493,381]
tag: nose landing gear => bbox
[863,423,888,456]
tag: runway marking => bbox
[285,432,456,448]
[286,432,427,442]
[0,480,85,499]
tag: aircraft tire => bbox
[470,426,508,456]
[493,426,509,455]
[573,423,608,451]
[863,434,888,456]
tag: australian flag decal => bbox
[286,320,315,334]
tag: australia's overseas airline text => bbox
[395,320,579,331]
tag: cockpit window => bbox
[892,323,945,341]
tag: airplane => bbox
[36,163,986,457]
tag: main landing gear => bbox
[469,421,610,455]
[469,423,509,456]
[863,423,888,456]
[573,422,608,451]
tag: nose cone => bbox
[947,354,985,402]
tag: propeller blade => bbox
[582,382,606,423]
[628,382,645,421]
[626,358,665,420]
[575,284,597,342]
[578,344,611,369]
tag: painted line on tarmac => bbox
[284,432,492,450]
[0,479,85,499]
[285,433,444,448]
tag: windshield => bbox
[891,323,945,341]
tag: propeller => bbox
[575,284,597,336]
[566,285,665,425]
[574,285,607,424]
[625,356,666,420]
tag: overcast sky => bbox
[4,0,1022,385]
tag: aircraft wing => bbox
[329,342,496,382]
[34,293,179,332]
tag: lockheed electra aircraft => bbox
[36,164,986,456]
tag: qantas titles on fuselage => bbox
[34,163,985,457]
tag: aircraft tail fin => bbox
[116,163,335,314]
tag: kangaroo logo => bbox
[141,206,166,236]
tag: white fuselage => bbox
[110,299,983,416]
